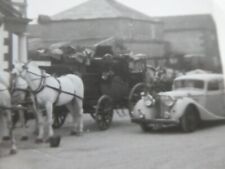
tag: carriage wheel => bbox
[128,82,146,118]
[95,95,113,130]
[52,106,68,129]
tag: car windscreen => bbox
[174,79,204,90]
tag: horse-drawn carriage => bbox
[40,45,146,130]
[0,44,181,153]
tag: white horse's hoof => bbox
[2,136,10,141]
[70,131,83,136]
[32,127,39,135]
[9,149,17,155]
[21,136,29,141]
[44,138,50,143]
[33,130,39,136]
[49,135,61,148]
[35,138,44,144]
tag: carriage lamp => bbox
[161,95,175,107]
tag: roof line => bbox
[42,16,162,24]
[51,0,155,22]
[106,0,151,19]
[157,13,212,19]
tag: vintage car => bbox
[131,73,225,132]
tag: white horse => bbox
[11,74,32,138]
[13,62,84,142]
[0,69,32,154]
[0,70,10,87]
[0,81,17,154]
[0,70,30,140]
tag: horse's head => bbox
[12,61,35,78]
[12,62,25,76]
[11,72,28,89]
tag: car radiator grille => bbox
[159,101,170,118]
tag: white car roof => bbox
[175,73,224,82]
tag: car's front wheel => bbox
[180,106,200,132]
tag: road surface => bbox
[0,113,225,169]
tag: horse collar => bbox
[32,69,46,95]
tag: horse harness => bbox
[27,69,83,105]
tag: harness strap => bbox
[12,88,28,93]
[45,85,83,100]
[25,67,83,100]
[53,78,62,105]
[32,70,46,95]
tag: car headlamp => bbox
[142,93,155,107]
[161,95,175,107]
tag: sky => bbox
[27,0,214,19]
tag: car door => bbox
[205,79,225,117]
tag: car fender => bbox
[132,99,157,119]
[171,97,196,119]
[171,97,225,120]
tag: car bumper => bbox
[131,117,179,125]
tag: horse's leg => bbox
[65,103,76,135]
[31,96,39,135]
[2,113,10,140]
[18,109,28,141]
[31,97,44,142]
[0,113,9,140]
[5,109,17,154]
[69,99,83,136]
[45,102,54,139]
[33,112,39,136]
[76,99,84,134]
[35,107,44,143]
[32,105,39,136]
[0,113,4,143]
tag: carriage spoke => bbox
[95,95,113,130]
